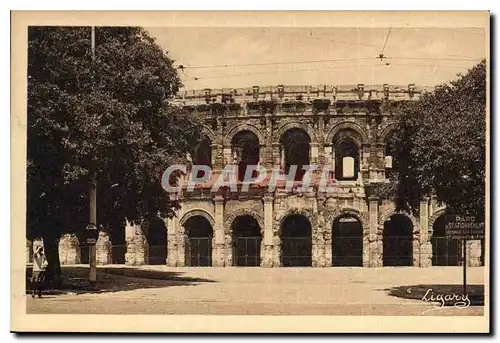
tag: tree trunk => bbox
[43,236,62,288]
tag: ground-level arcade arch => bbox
[279,211,313,267]
[147,217,168,265]
[381,212,415,266]
[181,210,215,267]
[331,213,364,266]
[230,215,263,266]
[430,211,462,266]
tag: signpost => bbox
[445,214,485,296]
[85,222,99,282]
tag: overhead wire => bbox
[278,27,483,59]
[177,26,483,72]
[191,63,389,80]
[379,27,392,60]
[181,57,376,70]
[188,60,481,81]
[179,56,480,71]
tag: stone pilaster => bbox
[124,220,134,265]
[261,194,277,267]
[310,142,319,164]
[318,195,332,267]
[360,144,370,171]
[467,240,482,267]
[166,217,179,266]
[312,206,326,267]
[210,144,219,169]
[273,229,282,267]
[316,142,326,166]
[367,143,383,181]
[134,226,149,266]
[419,198,432,267]
[125,240,135,265]
[213,195,229,266]
[96,230,112,265]
[368,196,381,267]
[58,234,81,265]
[180,215,190,266]
[223,145,232,165]
[271,143,281,167]
[125,221,149,266]
[362,223,370,268]
[324,145,333,170]
[259,143,267,165]
[280,144,285,168]
[323,217,333,267]
[330,145,336,173]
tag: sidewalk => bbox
[27,265,484,301]
[26,265,486,315]
[26,264,215,295]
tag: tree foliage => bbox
[27,27,202,279]
[388,61,486,216]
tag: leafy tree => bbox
[28,27,202,284]
[387,61,486,217]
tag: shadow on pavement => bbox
[383,284,484,306]
[26,265,216,295]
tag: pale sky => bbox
[146,27,486,91]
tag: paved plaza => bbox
[26,266,485,316]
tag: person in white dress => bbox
[31,245,48,298]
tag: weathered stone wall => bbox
[96,231,113,265]
[166,217,180,267]
[419,198,432,267]
[54,86,484,268]
[181,200,215,220]
[58,234,81,265]
[170,193,482,268]
[125,222,149,266]
[467,240,482,267]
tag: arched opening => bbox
[333,130,361,181]
[383,214,413,266]
[231,130,260,182]
[193,136,212,179]
[232,215,262,266]
[280,214,312,266]
[332,214,363,267]
[384,130,397,179]
[147,217,167,265]
[111,221,126,264]
[280,128,311,181]
[184,215,213,266]
[431,214,462,266]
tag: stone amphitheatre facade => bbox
[46,84,483,268]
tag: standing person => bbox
[31,245,48,298]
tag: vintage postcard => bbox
[11,10,490,333]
